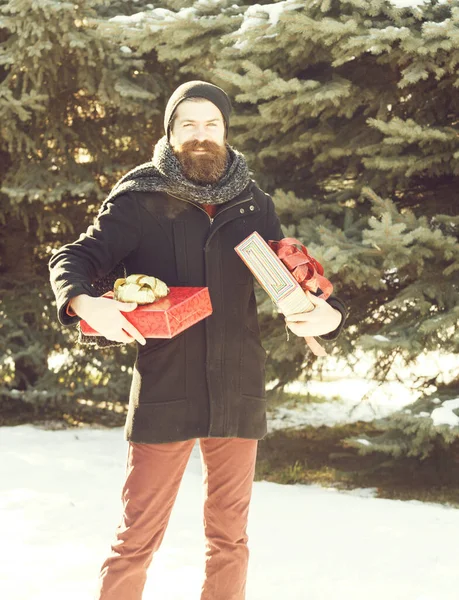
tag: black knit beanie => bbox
[164,80,232,139]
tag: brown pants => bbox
[96,437,258,600]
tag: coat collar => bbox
[165,181,260,228]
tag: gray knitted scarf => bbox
[104,136,251,207]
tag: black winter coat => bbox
[49,182,346,443]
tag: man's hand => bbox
[69,294,146,345]
[285,291,342,338]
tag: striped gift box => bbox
[235,232,314,316]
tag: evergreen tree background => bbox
[1,0,458,459]
[0,0,170,413]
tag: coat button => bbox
[249,205,255,211]
[240,208,245,214]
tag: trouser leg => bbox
[95,439,195,600]
[199,438,258,600]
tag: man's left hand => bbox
[285,291,342,337]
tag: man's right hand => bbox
[69,294,146,345]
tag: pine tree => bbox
[346,376,459,481]
[0,0,168,411]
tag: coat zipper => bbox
[203,194,253,435]
[166,191,215,224]
[166,191,254,228]
[204,195,254,249]
[166,190,254,436]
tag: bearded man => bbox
[49,81,347,600]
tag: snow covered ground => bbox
[267,377,417,431]
[1,425,458,600]
[267,351,459,431]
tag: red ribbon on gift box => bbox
[268,237,333,299]
[268,238,334,357]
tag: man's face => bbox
[169,99,228,185]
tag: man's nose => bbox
[194,127,207,141]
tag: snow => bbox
[195,0,226,7]
[373,334,390,342]
[268,377,420,430]
[109,7,196,28]
[237,0,301,31]
[390,0,448,6]
[390,0,421,6]
[1,425,458,600]
[232,1,301,49]
[355,437,372,446]
[431,398,459,428]
[148,8,176,20]
[109,12,147,25]
[390,0,426,6]
[254,1,302,27]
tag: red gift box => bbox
[79,287,212,339]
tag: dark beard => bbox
[174,139,228,184]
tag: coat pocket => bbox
[134,333,187,403]
[240,327,267,399]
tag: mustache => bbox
[180,139,222,153]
